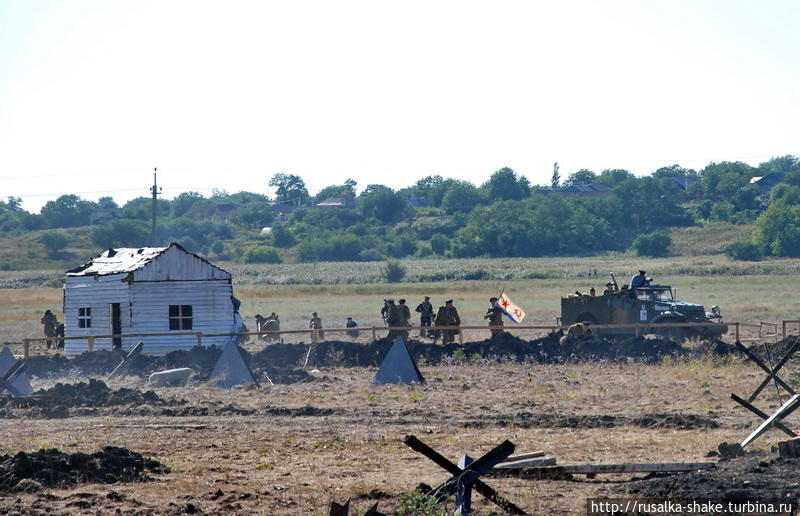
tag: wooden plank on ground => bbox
[492,462,715,476]
[494,457,556,469]
[499,451,545,463]
[741,394,800,448]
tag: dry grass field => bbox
[1,258,800,514]
[0,358,785,515]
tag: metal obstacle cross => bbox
[402,435,526,515]
[731,340,800,448]
[107,341,145,380]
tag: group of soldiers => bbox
[253,296,506,345]
[40,310,65,349]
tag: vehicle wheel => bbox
[653,321,685,342]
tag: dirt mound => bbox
[616,453,800,501]
[0,379,176,418]
[464,412,720,430]
[25,347,313,384]
[0,446,166,491]
[255,333,729,369]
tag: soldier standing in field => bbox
[484,297,504,337]
[309,312,324,342]
[435,300,461,344]
[41,309,58,349]
[385,300,403,340]
[398,299,411,340]
[415,296,434,337]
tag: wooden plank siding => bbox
[64,244,237,354]
[132,245,230,282]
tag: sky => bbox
[1,0,798,212]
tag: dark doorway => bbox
[110,303,122,349]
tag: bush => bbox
[243,247,283,264]
[383,261,406,283]
[725,242,763,261]
[631,230,671,257]
[271,224,296,248]
[38,231,69,255]
[430,233,450,255]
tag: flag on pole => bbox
[498,292,526,323]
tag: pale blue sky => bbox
[1,0,798,211]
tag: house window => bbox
[169,305,193,330]
[78,307,92,328]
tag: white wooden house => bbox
[63,243,242,354]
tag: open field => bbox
[0,261,799,514]
[2,355,797,515]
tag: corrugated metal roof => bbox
[67,246,170,276]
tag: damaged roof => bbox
[66,242,228,277]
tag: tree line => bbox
[2,155,800,262]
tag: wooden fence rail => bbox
[14,321,747,358]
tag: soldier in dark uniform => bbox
[435,300,461,344]
[415,296,434,337]
[41,310,58,349]
[345,317,359,339]
[398,299,411,340]
[484,297,504,337]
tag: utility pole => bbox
[150,168,162,246]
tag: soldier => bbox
[630,270,651,290]
[254,314,267,340]
[398,299,411,340]
[484,297,504,337]
[603,282,615,295]
[265,313,281,342]
[380,300,390,326]
[309,312,324,342]
[345,317,359,339]
[41,309,58,349]
[435,299,461,344]
[385,300,404,340]
[55,322,65,350]
[415,296,434,337]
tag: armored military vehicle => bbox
[560,281,726,341]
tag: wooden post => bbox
[372,326,377,342]
[22,339,30,359]
[458,328,464,345]
[196,333,203,347]
[783,320,788,338]
[87,337,95,353]
[735,322,740,342]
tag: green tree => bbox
[271,223,296,248]
[752,185,800,257]
[314,179,357,201]
[551,162,560,188]
[269,173,309,205]
[700,161,755,201]
[596,168,634,186]
[430,233,450,255]
[230,202,275,229]
[38,231,69,256]
[91,218,150,248]
[758,155,800,174]
[358,185,408,223]
[441,181,485,215]
[484,167,531,201]
[563,169,597,187]
[40,194,97,228]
